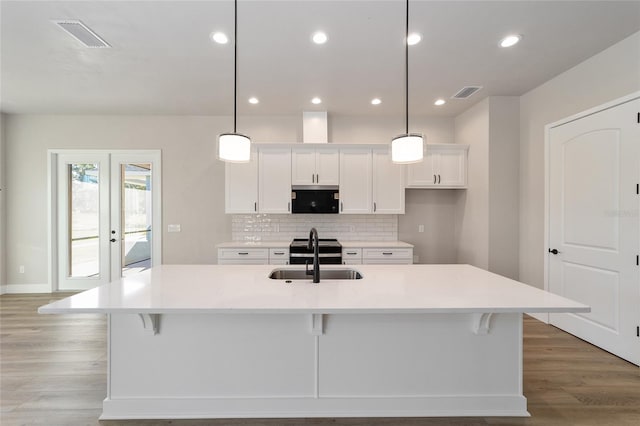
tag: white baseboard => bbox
[526,312,549,323]
[3,283,51,294]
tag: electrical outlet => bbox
[418,225,424,233]
[168,224,181,233]
[19,265,25,274]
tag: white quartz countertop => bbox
[39,264,588,315]
[340,241,413,248]
[216,241,413,248]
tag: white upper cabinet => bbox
[372,148,405,214]
[406,144,468,188]
[339,149,372,214]
[291,147,339,185]
[225,148,258,214]
[259,148,292,214]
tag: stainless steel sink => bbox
[269,268,363,280]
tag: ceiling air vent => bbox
[452,86,482,99]
[53,20,111,48]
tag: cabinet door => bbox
[372,149,405,214]
[316,149,340,185]
[291,149,316,185]
[339,149,372,214]
[437,149,467,187]
[259,148,292,214]
[225,149,258,213]
[406,152,438,187]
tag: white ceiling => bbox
[1,0,639,117]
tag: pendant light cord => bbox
[233,0,238,133]
[405,0,409,135]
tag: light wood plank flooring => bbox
[1,293,639,426]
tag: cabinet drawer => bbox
[269,248,290,265]
[342,248,362,263]
[218,248,269,260]
[362,248,413,260]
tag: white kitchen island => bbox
[39,264,588,420]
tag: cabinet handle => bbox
[254,202,257,212]
[341,201,343,212]
[438,174,441,184]
[382,252,393,255]
[273,252,285,255]
[316,173,319,183]
[288,202,290,212]
[238,252,249,255]
[374,202,377,212]
[433,174,437,184]
[346,252,357,255]
[312,174,315,183]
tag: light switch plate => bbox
[168,224,181,233]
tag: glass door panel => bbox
[121,163,152,277]
[57,153,110,290]
[68,163,100,278]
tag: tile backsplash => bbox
[232,214,398,242]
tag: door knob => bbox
[548,248,560,255]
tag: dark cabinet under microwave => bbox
[291,186,339,214]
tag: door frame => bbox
[48,149,162,292]
[542,91,640,324]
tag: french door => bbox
[55,151,161,291]
[548,97,639,365]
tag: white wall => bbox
[454,99,490,269]
[488,97,520,279]
[3,113,456,290]
[519,31,640,289]
[0,113,6,293]
[453,97,520,279]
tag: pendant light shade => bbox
[218,0,251,163]
[218,133,251,163]
[391,133,423,164]
[391,0,423,164]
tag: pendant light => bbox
[218,0,251,163]
[391,0,423,164]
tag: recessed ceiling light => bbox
[434,99,446,106]
[500,34,521,48]
[311,97,322,105]
[407,33,422,46]
[312,32,328,44]
[211,32,229,44]
[248,97,259,104]
[371,98,382,105]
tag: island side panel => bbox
[108,313,317,398]
[103,312,527,419]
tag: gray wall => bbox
[3,113,456,289]
[0,114,5,292]
[452,96,520,279]
[519,31,640,290]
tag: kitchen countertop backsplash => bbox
[232,214,398,242]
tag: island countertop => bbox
[39,264,588,315]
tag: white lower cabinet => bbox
[343,247,413,265]
[217,247,289,265]
[341,248,362,265]
[218,249,269,265]
[362,248,413,265]
[268,248,290,265]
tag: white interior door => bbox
[56,150,161,290]
[548,98,639,366]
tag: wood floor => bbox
[1,293,639,426]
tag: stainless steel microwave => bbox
[291,186,339,214]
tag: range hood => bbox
[303,111,328,143]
